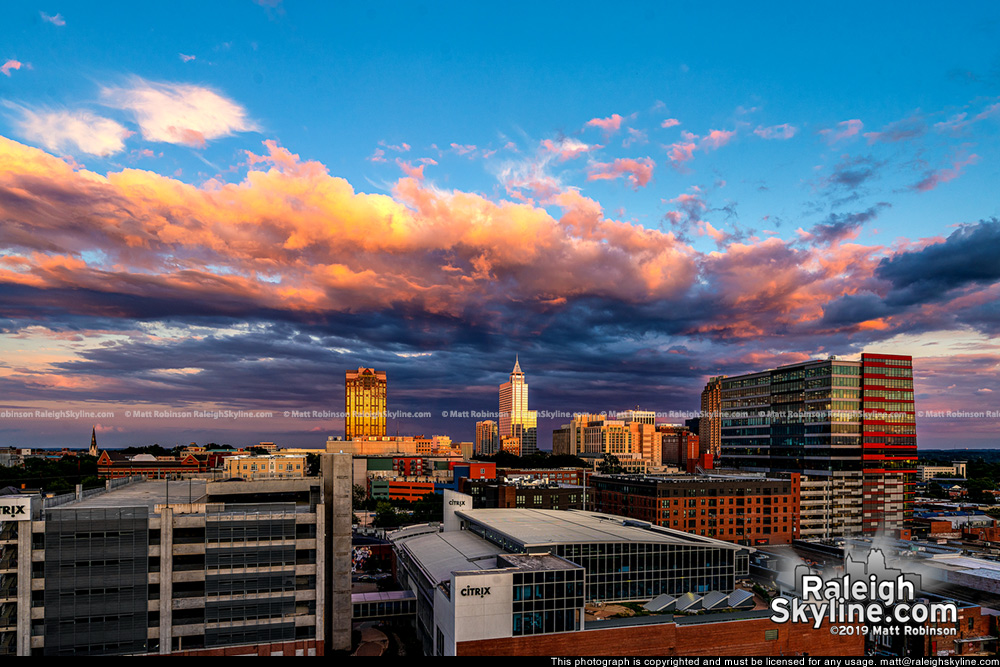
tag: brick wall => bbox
[458,616,863,656]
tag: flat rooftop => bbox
[56,480,208,511]
[497,553,580,572]
[456,509,750,551]
[594,473,789,485]
[395,529,505,585]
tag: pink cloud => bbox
[586,114,624,134]
[700,129,735,151]
[587,157,655,189]
[366,148,386,163]
[862,116,925,144]
[668,191,707,216]
[660,118,681,128]
[1,60,22,76]
[179,53,196,63]
[396,159,425,180]
[935,103,1000,134]
[665,141,697,166]
[696,220,731,246]
[819,119,863,144]
[754,124,797,140]
[912,153,980,192]
[540,138,600,161]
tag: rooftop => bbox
[496,552,580,572]
[593,473,789,485]
[59,479,208,511]
[395,529,505,586]
[456,509,750,551]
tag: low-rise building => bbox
[223,454,307,479]
[458,478,584,511]
[392,506,862,656]
[96,451,222,480]
[588,473,800,545]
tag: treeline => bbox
[0,456,101,494]
[471,451,589,469]
[920,450,1000,504]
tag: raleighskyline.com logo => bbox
[769,549,958,634]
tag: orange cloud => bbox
[0,137,698,317]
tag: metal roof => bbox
[456,509,750,551]
[395,529,505,586]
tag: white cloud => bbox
[13,106,130,156]
[102,78,257,148]
[40,12,66,26]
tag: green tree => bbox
[966,478,996,504]
[597,453,624,475]
[373,500,404,529]
[306,453,321,476]
[927,482,948,499]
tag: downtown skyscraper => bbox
[498,356,538,457]
[345,367,387,439]
[719,353,917,537]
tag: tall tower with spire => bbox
[89,427,98,457]
[498,356,538,456]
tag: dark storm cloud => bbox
[876,218,1000,306]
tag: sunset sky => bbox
[1,2,999,449]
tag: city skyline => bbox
[1,4,1000,450]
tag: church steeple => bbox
[89,426,98,457]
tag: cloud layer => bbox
[0,134,998,448]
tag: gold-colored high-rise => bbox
[345,367,387,439]
[498,356,537,456]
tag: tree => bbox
[597,453,624,475]
[352,484,368,508]
[927,482,948,499]
[373,500,404,529]
[306,453,321,476]
[966,478,996,505]
[410,493,443,523]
